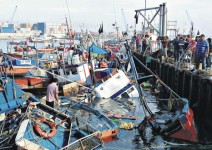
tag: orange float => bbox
[34,117,57,139]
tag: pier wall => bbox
[134,52,212,141]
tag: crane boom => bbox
[9,5,18,23]
[186,10,194,36]
[122,9,128,33]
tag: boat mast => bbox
[125,40,154,117]
[65,16,71,45]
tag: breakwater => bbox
[134,52,212,142]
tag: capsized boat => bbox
[0,76,39,148]
[15,102,103,150]
[57,96,119,140]
[124,39,198,143]
[138,98,198,143]
[94,68,139,99]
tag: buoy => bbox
[34,117,57,139]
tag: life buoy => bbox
[82,50,89,61]
[34,117,57,139]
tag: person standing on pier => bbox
[206,38,212,68]
[173,35,180,61]
[161,36,169,61]
[195,34,209,70]
[46,78,59,108]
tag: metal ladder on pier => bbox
[173,69,179,93]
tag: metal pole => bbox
[143,0,146,35]
[132,54,181,98]
[159,4,162,36]
[125,41,154,117]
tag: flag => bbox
[98,22,103,35]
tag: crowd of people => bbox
[172,34,211,69]
[131,33,212,70]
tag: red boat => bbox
[14,46,32,52]
[0,66,33,76]
[138,98,198,143]
[9,41,19,45]
[6,53,35,59]
[14,77,51,89]
[168,108,198,142]
[36,48,55,53]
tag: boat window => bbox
[116,75,121,79]
[121,92,130,98]
[127,87,134,93]
[55,118,61,124]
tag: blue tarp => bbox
[86,44,107,54]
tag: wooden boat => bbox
[0,77,39,148]
[94,68,139,99]
[36,48,55,53]
[14,67,51,89]
[57,96,119,141]
[8,41,19,45]
[124,40,198,143]
[51,59,138,99]
[0,56,42,76]
[15,102,103,150]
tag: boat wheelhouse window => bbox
[150,29,154,33]
[121,92,130,98]
[127,87,134,94]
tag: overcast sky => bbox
[0,0,211,37]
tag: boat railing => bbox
[60,131,103,150]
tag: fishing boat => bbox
[124,40,198,143]
[15,102,103,150]
[57,96,119,140]
[94,68,139,99]
[36,48,56,53]
[0,73,39,148]
[0,55,43,76]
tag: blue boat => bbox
[0,55,43,76]
[57,96,119,141]
[15,102,103,150]
[0,75,39,149]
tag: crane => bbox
[186,10,194,37]
[8,5,18,23]
[122,8,128,35]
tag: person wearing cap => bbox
[195,34,209,70]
